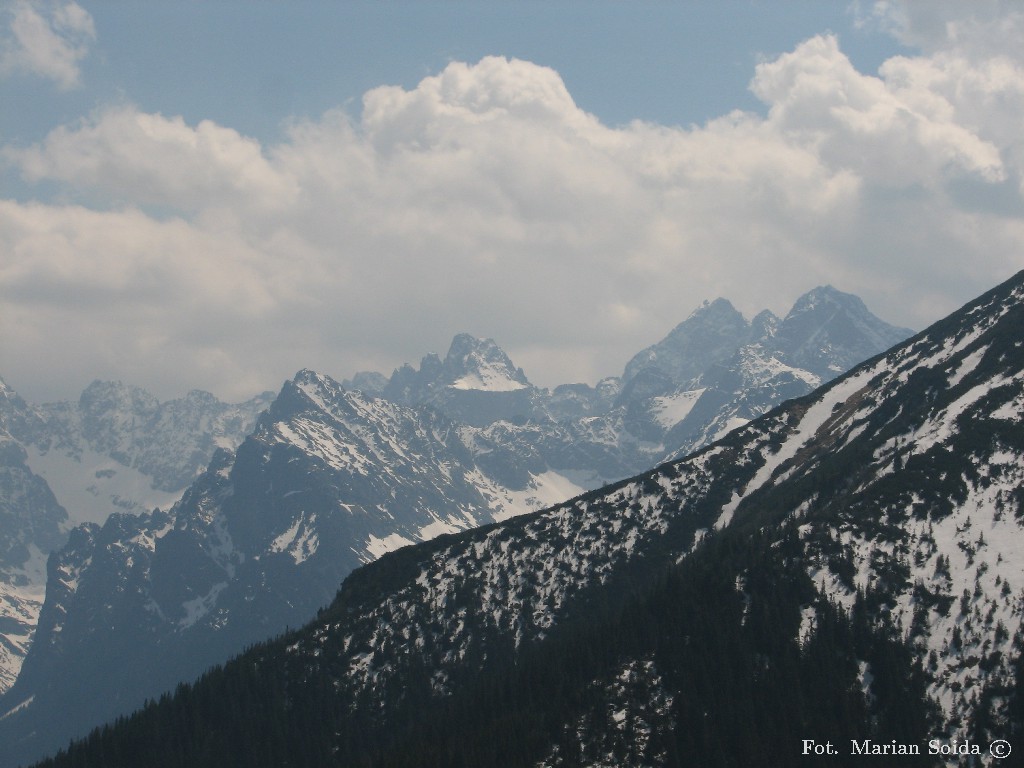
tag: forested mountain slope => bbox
[0,286,910,768]
[28,270,1024,767]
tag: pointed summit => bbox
[277,368,343,417]
[684,296,737,322]
[56,271,1024,768]
[444,334,530,392]
[623,298,750,386]
[750,309,780,341]
[381,334,538,425]
[770,286,914,378]
[0,378,44,440]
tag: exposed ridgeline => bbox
[0,371,590,767]
[0,285,910,766]
[379,287,913,471]
[26,270,1024,767]
[0,380,272,697]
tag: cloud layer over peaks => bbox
[3,37,1023,401]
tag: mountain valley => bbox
[14,269,1024,767]
[0,286,912,766]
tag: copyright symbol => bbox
[990,740,1012,759]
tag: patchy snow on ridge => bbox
[418,518,463,540]
[0,545,48,692]
[363,532,416,560]
[710,416,750,443]
[712,365,878,534]
[468,468,588,523]
[738,349,821,388]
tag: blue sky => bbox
[1,2,908,149]
[2,1,1023,401]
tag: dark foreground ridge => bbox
[25,271,1024,766]
[0,284,912,768]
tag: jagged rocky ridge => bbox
[0,380,271,698]
[375,286,912,475]
[0,285,911,766]
[21,271,1024,767]
[0,370,595,766]
[0,430,66,694]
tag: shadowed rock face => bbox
[622,297,754,386]
[11,270,1024,768]
[767,285,914,378]
[0,378,272,700]
[383,334,537,426]
[0,433,66,693]
[0,285,914,767]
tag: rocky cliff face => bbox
[0,285,914,766]
[0,431,66,693]
[0,378,271,697]
[16,270,1020,768]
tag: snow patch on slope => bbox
[364,533,416,559]
[270,513,320,564]
[24,445,183,528]
[468,469,587,523]
[713,365,878,533]
[0,545,48,691]
[0,694,33,722]
[651,389,705,429]
[178,582,229,630]
[450,370,527,392]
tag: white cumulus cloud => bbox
[867,0,1024,58]
[8,107,301,212]
[0,0,94,89]
[3,37,1023,402]
[751,34,1005,187]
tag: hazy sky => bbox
[2,1,1023,402]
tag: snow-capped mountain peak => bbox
[382,334,538,425]
[32,270,1024,768]
[771,285,914,378]
[0,285,916,766]
[444,334,530,392]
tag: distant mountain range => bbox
[21,269,1024,768]
[375,285,913,472]
[0,285,912,767]
[0,382,272,697]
